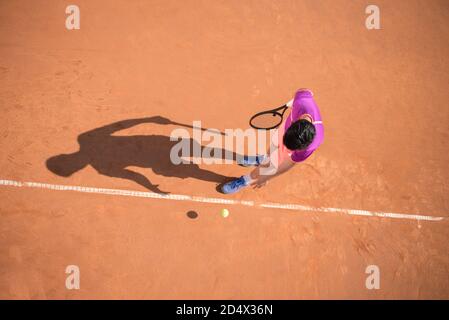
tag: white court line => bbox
[0,179,445,222]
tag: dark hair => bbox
[283,119,316,150]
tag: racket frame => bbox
[249,104,289,130]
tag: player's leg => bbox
[221,127,292,194]
[221,137,280,194]
[238,127,281,167]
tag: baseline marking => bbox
[0,179,444,222]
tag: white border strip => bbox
[0,179,444,222]
[260,203,444,221]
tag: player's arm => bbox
[253,156,295,184]
[271,157,296,176]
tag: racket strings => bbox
[250,112,283,130]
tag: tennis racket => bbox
[249,104,289,130]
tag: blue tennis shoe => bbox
[221,176,249,194]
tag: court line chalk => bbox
[0,178,444,222]
[260,203,444,222]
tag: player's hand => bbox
[252,180,267,189]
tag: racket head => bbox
[249,111,284,130]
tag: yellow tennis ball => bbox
[220,208,229,218]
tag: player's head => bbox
[283,119,316,151]
[46,152,88,177]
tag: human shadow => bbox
[46,116,239,194]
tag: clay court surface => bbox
[1,0,449,299]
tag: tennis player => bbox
[221,88,324,194]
